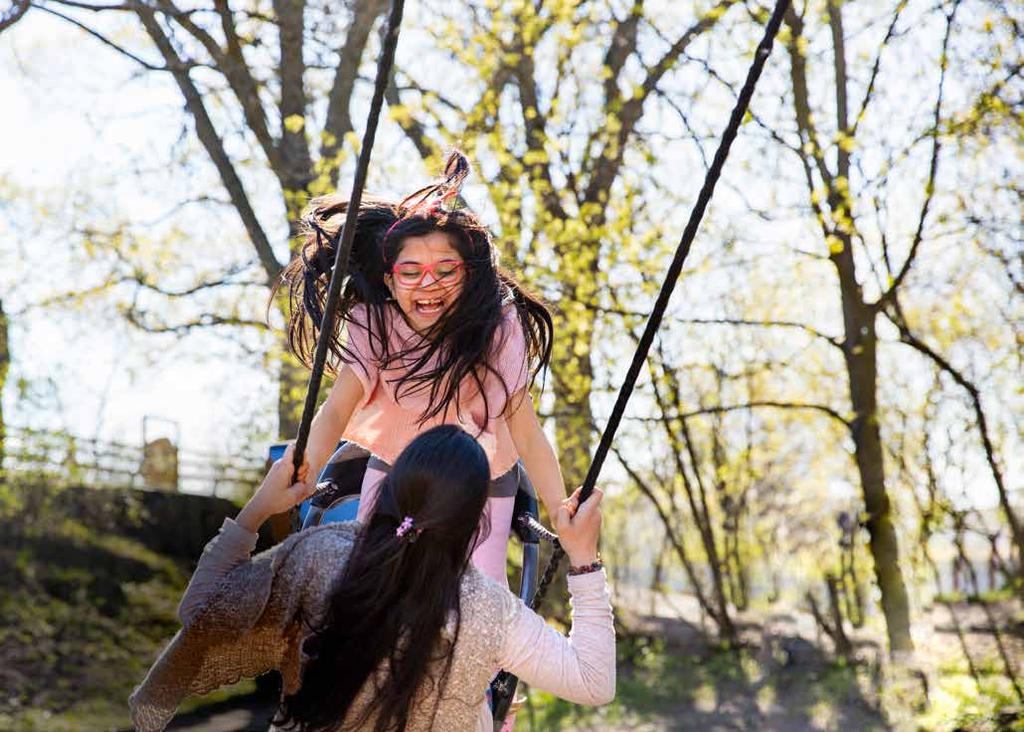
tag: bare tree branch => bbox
[883,299,1024,560]
[157,0,284,174]
[322,0,387,182]
[512,15,568,221]
[385,73,438,162]
[784,5,835,192]
[681,317,842,347]
[273,0,313,200]
[36,4,164,69]
[850,1,907,137]
[630,400,851,428]
[585,302,843,347]
[875,1,960,309]
[38,0,131,13]
[612,442,722,627]
[136,5,281,282]
[583,0,739,205]
[0,0,30,32]
[19,259,263,313]
[123,309,268,334]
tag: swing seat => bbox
[300,441,371,526]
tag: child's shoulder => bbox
[344,302,395,350]
[347,302,371,327]
[486,303,529,394]
[493,302,526,350]
[347,302,402,329]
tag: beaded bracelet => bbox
[567,557,604,577]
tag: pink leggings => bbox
[356,466,515,588]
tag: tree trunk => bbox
[0,298,8,475]
[275,210,314,441]
[649,532,670,616]
[826,574,854,659]
[785,0,915,654]
[842,299,914,654]
[278,344,309,440]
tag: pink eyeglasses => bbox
[389,259,465,288]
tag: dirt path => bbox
[162,589,1023,731]
[164,694,275,731]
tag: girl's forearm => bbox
[235,499,272,533]
[520,436,567,519]
[306,403,345,479]
[507,390,567,518]
[305,366,366,481]
[303,366,364,481]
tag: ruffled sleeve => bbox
[484,305,529,411]
[129,524,359,732]
[342,304,382,398]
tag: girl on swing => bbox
[283,150,566,586]
[131,426,614,730]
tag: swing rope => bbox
[525,0,791,613]
[290,0,405,492]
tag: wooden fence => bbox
[0,426,265,499]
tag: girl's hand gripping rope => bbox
[237,444,315,532]
[554,486,604,568]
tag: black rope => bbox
[290,0,405,497]
[528,0,791,613]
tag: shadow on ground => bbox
[520,612,889,732]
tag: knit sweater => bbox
[129,519,615,731]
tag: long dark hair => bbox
[276,151,553,424]
[274,425,491,732]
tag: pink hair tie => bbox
[382,189,460,249]
[396,515,420,542]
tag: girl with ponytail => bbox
[277,151,566,586]
[131,426,615,731]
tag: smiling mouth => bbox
[414,297,446,316]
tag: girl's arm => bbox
[177,444,313,624]
[507,388,567,518]
[497,488,615,705]
[132,447,354,731]
[301,365,365,488]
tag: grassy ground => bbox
[518,588,1024,732]
[0,483,244,731]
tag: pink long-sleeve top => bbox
[340,303,529,479]
[131,519,615,731]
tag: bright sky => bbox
[1,12,274,457]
